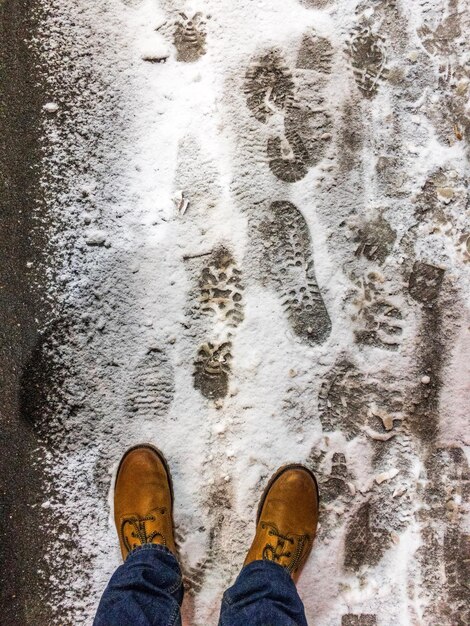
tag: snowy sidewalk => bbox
[20,0,470,624]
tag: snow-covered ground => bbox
[27,0,469,623]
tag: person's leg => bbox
[94,545,183,626]
[219,464,319,626]
[93,445,183,626]
[219,560,308,626]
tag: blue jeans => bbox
[93,544,308,626]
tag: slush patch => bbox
[408,261,445,303]
[354,216,397,264]
[319,357,403,440]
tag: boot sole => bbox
[256,463,320,524]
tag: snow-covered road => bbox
[10,0,470,623]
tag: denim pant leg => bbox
[93,544,184,626]
[218,560,308,626]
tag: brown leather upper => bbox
[114,445,176,560]
[244,465,319,582]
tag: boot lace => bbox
[121,508,166,553]
[261,522,308,573]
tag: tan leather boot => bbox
[244,464,319,582]
[114,444,176,560]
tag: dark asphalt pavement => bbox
[1,0,54,623]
